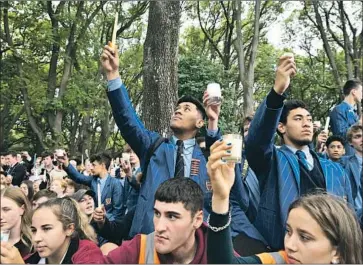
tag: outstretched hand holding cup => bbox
[206,139,236,214]
[274,53,296,95]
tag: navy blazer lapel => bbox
[279,145,300,191]
[163,140,175,177]
[101,176,112,203]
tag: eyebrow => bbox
[296,228,314,237]
[153,208,182,217]
[292,114,312,118]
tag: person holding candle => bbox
[205,139,363,264]
[330,79,362,155]
[57,152,124,222]
[100,42,228,239]
[244,53,354,251]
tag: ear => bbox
[192,210,204,230]
[277,122,286,134]
[65,223,75,237]
[196,119,204,129]
[19,204,25,216]
[330,247,340,264]
[277,122,286,135]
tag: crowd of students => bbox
[0,46,362,264]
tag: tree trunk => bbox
[311,1,343,88]
[141,1,181,136]
[234,0,261,117]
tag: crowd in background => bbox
[0,50,362,264]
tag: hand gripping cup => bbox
[222,134,243,163]
[206,83,222,106]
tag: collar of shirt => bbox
[171,136,196,150]
[285,144,314,169]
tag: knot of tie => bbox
[296,150,309,169]
[295,150,306,160]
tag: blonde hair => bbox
[1,187,33,249]
[51,179,67,192]
[34,197,97,243]
[288,193,363,264]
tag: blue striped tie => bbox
[296,150,309,170]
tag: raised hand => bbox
[100,44,120,80]
[203,91,221,130]
[207,139,235,213]
[273,54,296,95]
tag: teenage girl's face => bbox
[284,207,339,264]
[0,197,23,231]
[31,208,73,260]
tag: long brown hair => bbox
[34,197,97,243]
[288,194,363,264]
[0,187,33,249]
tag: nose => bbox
[33,231,42,243]
[285,234,298,253]
[154,217,167,233]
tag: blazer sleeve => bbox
[107,80,159,164]
[329,106,351,140]
[93,207,135,243]
[207,211,260,264]
[63,164,92,186]
[245,90,284,184]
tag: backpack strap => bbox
[140,137,168,183]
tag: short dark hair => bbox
[326,135,345,148]
[347,124,363,143]
[342,79,362,96]
[90,152,112,170]
[5,151,17,157]
[154,178,203,217]
[177,95,206,120]
[33,189,57,202]
[240,115,254,134]
[41,151,54,159]
[277,100,310,137]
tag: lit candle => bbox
[97,182,101,208]
[324,117,330,132]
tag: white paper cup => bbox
[1,229,10,242]
[222,134,243,163]
[206,83,222,106]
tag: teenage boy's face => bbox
[278,108,313,147]
[170,102,204,133]
[350,129,363,154]
[326,141,345,161]
[153,200,203,255]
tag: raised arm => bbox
[206,140,260,264]
[100,45,159,163]
[245,55,296,185]
[58,154,92,186]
